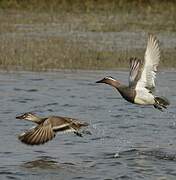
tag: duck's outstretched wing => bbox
[135,34,160,90]
[129,57,143,87]
[18,120,55,145]
[64,117,89,127]
[52,117,89,133]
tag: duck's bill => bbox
[16,115,23,119]
[96,79,104,83]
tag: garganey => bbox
[96,34,169,111]
[16,112,89,145]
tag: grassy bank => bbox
[0,0,175,14]
[0,0,175,71]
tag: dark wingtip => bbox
[18,135,50,146]
[130,57,142,63]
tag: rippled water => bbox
[0,70,176,180]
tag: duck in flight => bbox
[96,34,169,111]
[16,112,89,145]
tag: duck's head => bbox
[16,112,38,121]
[96,76,121,87]
[96,76,116,83]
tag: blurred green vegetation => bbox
[0,0,175,71]
[0,0,175,13]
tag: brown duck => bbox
[16,112,89,145]
[96,34,169,111]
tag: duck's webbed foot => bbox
[153,103,164,112]
[82,130,92,135]
[154,97,169,111]
[74,131,83,137]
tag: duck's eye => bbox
[108,76,114,79]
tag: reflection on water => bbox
[22,156,61,170]
[19,156,86,180]
[0,70,176,179]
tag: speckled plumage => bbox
[16,112,89,145]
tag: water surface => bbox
[0,70,176,179]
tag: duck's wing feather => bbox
[64,117,89,127]
[18,120,55,145]
[51,116,89,129]
[52,122,75,132]
[45,116,89,133]
[135,34,160,90]
[129,57,143,87]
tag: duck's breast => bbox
[118,87,136,103]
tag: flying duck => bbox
[16,112,89,145]
[96,34,169,111]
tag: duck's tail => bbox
[79,122,89,127]
[74,122,90,137]
[154,96,170,111]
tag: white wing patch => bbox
[56,128,76,135]
[136,34,160,90]
[52,123,70,131]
